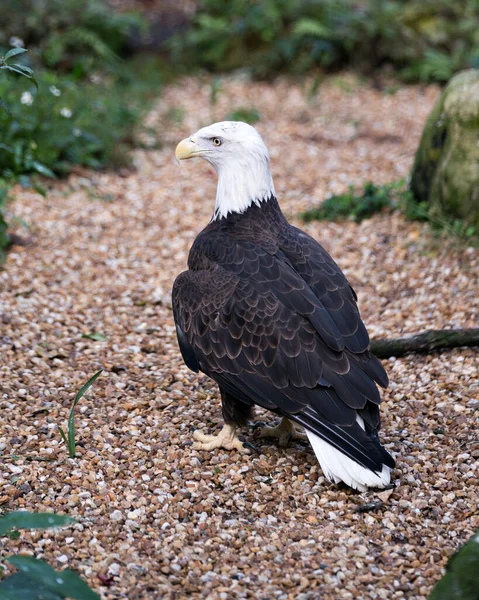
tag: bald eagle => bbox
[173,121,394,491]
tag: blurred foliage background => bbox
[1,0,478,259]
[0,0,163,180]
[171,0,479,82]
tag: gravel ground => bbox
[1,75,478,600]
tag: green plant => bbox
[407,208,479,242]
[401,196,430,222]
[58,369,103,458]
[0,511,99,600]
[301,181,396,223]
[0,57,163,178]
[82,332,107,341]
[302,178,479,243]
[0,48,37,112]
[400,186,478,242]
[1,0,145,76]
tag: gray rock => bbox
[410,70,479,228]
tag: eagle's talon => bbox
[192,430,215,444]
[192,424,250,453]
[258,417,308,447]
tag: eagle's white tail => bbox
[306,416,392,491]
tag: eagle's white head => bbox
[176,121,275,220]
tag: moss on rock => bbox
[410,70,479,227]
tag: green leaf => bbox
[429,531,479,600]
[0,572,61,600]
[11,64,34,76]
[4,48,28,61]
[73,370,103,405]
[0,512,76,536]
[31,161,56,179]
[1,65,28,76]
[5,556,100,600]
[67,415,76,458]
[58,426,68,446]
[65,370,103,458]
[1,65,38,89]
[82,332,107,341]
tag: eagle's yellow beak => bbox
[175,138,201,161]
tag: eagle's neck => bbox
[212,152,275,221]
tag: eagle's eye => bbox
[212,138,221,146]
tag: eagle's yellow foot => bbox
[193,424,250,453]
[258,417,307,447]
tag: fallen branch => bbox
[370,328,479,359]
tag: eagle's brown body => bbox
[172,196,394,475]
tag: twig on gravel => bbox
[371,328,479,358]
